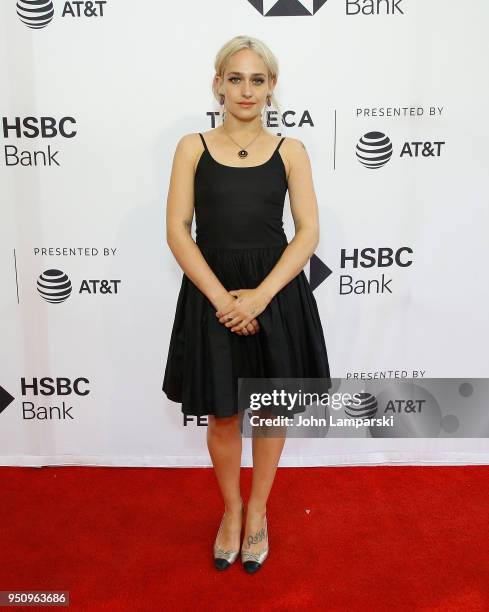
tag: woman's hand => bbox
[216,288,271,334]
[234,318,261,336]
[213,291,261,336]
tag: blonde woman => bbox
[163,35,330,573]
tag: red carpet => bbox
[1,465,488,611]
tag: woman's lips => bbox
[239,102,254,107]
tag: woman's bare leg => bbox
[207,413,244,551]
[242,413,287,556]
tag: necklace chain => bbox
[222,125,264,158]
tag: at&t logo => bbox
[356,131,446,168]
[36,268,122,302]
[37,269,72,303]
[17,0,54,29]
[356,132,393,169]
[16,0,107,29]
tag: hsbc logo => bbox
[248,0,405,16]
[248,0,328,16]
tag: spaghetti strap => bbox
[275,136,285,152]
[198,132,208,151]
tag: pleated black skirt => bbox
[162,244,331,418]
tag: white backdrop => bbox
[1,0,488,467]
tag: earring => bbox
[261,96,272,127]
[219,93,226,123]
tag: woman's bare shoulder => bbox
[175,132,203,151]
[172,132,208,172]
[282,135,307,152]
[282,136,311,165]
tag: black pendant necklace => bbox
[223,126,263,159]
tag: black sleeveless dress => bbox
[162,132,331,418]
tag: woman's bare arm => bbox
[166,133,261,336]
[256,138,320,301]
[166,133,231,310]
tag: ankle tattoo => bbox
[245,525,266,549]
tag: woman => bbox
[163,35,331,573]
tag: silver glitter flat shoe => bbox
[241,515,269,574]
[213,504,244,570]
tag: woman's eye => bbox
[229,77,265,85]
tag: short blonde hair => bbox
[212,35,283,125]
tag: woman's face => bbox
[217,48,274,120]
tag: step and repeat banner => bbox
[1,0,488,466]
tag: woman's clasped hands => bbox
[215,288,270,336]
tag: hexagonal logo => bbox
[248,0,329,17]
